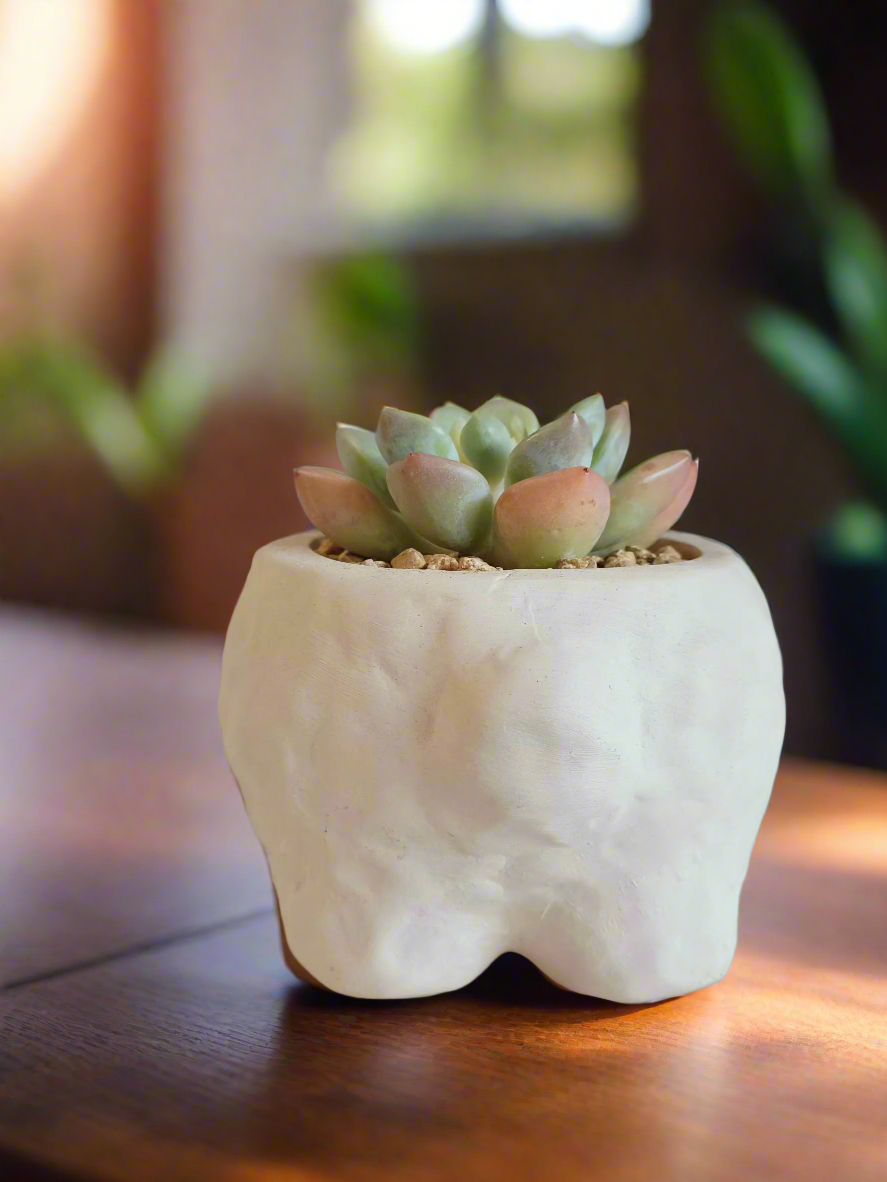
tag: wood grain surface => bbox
[2,611,886,1182]
[0,611,270,988]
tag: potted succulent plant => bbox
[220,395,785,1001]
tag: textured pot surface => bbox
[220,530,785,1002]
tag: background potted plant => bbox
[707,0,887,768]
[220,395,785,1001]
[0,254,419,628]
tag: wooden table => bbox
[2,609,886,1182]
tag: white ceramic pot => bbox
[220,529,784,1002]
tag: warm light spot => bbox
[0,0,112,203]
[500,0,651,46]
[759,811,887,876]
[365,0,485,56]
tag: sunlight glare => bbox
[500,0,650,46]
[366,0,485,56]
[0,0,113,203]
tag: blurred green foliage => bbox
[299,253,422,417]
[707,0,887,557]
[0,335,210,497]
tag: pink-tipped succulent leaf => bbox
[594,451,697,554]
[488,467,611,569]
[294,467,421,559]
[623,459,699,551]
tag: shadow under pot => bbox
[813,542,887,771]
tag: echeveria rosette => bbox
[294,396,698,568]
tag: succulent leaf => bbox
[505,412,594,487]
[624,460,699,550]
[488,467,611,569]
[376,407,459,465]
[460,409,515,484]
[430,402,470,443]
[475,396,540,444]
[569,393,606,448]
[594,451,696,554]
[336,423,396,509]
[294,467,421,559]
[387,453,493,553]
[591,402,631,484]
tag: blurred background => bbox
[2,0,887,767]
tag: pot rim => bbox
[268,529,741,581]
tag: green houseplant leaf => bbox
[749,306,887,507]
[1,337,165,494]
[706,0,833,216]
[823,197,887,379]
[136,350,211,466]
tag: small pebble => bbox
[337,551,365,564]
[316,537,344,557]
[391,548,427,569]
[458,556,496,571]
[555,556,601,569]
[362,559,390,568]
[604,549,637,568]
[627,546,656,564]
[425,553,461,571]
[654,544,683,564]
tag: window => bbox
[331,0,650,236]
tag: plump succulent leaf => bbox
[488,467,611,569]
[336,423,396,508]
[294,467,421,559]
[460,409,515,484]
[590,402,631,484]
[569,393,606,448]
[387,453,493,553]
[474,396,539,444]
[594,451,696,554]
[376,407,459,465]
[430,402,470,445]
[624,460,699,550]
[505,412,594,487]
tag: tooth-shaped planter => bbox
[220,530,785,1002]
